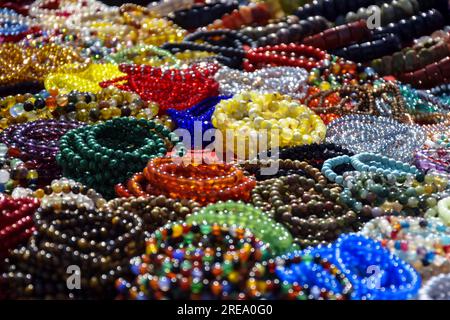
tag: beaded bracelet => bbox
[344,0,421,26]
[238,158,312,181]
[214,66,309,99]
[44,63,125,94]
[168,0,239,29]
[117,157,256,205]
[243,15,330,47]
[56,117,183,199]
[0,43,87,87]
[0,119,82,186]
[251,169,359,248]
[0,87,160,130]
[100,63,220,112]
[272,252,354,299]
[0,143,39,193]
[245,252,354,300]
[371,34,450,77]
[166,95,230,148]
[101,195,200,237]
[436,196,450,225]
[398,56,450,89]
[302,20,371,51]
[205,3,271,30]
[325,115,426,163]
[103,44,181,68]
[361,216,450,280]
[294,0,382,22]
[331,33,402,63]
[277,143,354,169]
[419,273,450,300]
[1,201,145,299]
[305,82,411,124]
[186,200,295,255]
[373,9,445,44]
[211,91,326,157]
[115,222,271,300]
[0,195,39,259]
[243,43,330,72]
[309,234,422,300]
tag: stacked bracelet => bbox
[56,117,183,199]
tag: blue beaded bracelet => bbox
[283,234,421,300]
[167,95,230,147]
[322,153,421,184]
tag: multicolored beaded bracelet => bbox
[361,216,450,280]
[115,222,271,300]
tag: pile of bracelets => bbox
[116,157,256,205]
[166,95,230,148]
[250,161,360,248]
[56,117,183,198]
[361,216,450,280]
[0,120,82,186]
[186,200,295,255]
[115,222,272,300]
[212,91,326,158]
[100,64,220,112]
[0,195,39,259]
[326,115,426,163]
[0,143,39,193]
[214,66,309,99]
[248,252,354,300]
[1,0,450,302]
[303,234,422,300]
[101,195,200,237]
[1,197,145,299]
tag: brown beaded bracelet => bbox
[250,161,360,248]
[101,195,201,236]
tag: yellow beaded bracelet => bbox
[44,63,125,94]
[212,91,326,158]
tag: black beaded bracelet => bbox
[183,29,255,49]
[373,9,445,44]
[277,143,355,169]
[168,0,239,30]
[294,0,382,22]
[331,32,402,62]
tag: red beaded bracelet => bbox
[302,20,371,51]
[100,63,220,113]
[0,195,39,258]
[243,43,330,71]
[398,56,450,89]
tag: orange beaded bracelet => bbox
[115,158,256,205]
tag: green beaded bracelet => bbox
[104,44,181,68]
[56,117,185,198]
[187,200,296,255]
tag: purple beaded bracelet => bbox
[0,119,82,185]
